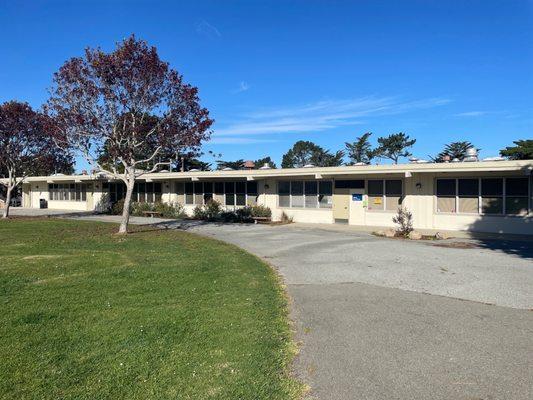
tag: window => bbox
[458,179,479,213]
[279,181,290,207]
[385,180,402,211]
[305,181,318,208]
[505,177,529,215]
[48,183,87,202]
[367,180,384,211]
[225,182,235,206]
[278,180,333,208]
[367,180,402,211]
[203,182,213,203]
[185,182,194,205]
[291,181,304,207]
[319,181,332,208]
[436,179,456,213]
[481,178,502,214]
[436,177,530,216]
[246,181,258,206]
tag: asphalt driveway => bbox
[185,223,533,400]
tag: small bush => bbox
[250,205,272,218]
[280,211,293,224]
[219,211,240,223]
[131,202,154,216]
[392,207,414,237]
[111,199,128,215]
[203,200,222,221]
[153,202,186,219]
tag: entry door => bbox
[349,189,365,225]
[332,188,350,222]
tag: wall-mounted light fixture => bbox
[416,182,422,189]
[264,184,270,190]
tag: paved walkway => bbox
[7,209,533,399]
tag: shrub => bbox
[250,205,272,218]
[392,207,414,237]
[153,202,186,219]
[280,211,293,224]
[219,211,240,223]
[111,199,128,215]
[193,200,222,221]
[203,200,222,221]
[131,202,154,216]
[193,205,207,220]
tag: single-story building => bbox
[5,159,533,235]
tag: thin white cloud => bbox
[209,137,278,145]
[215,96,451,136]
[232,81,250,94]
[195,20,221,38]
[454,111,489,117]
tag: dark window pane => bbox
[482,198,503,214]
[506,178,528,196]
[335,180,365,189]
[146,182,154,193]
[305,181,318,195]
[175,182,185,195]
[154,182,162,193]
[236,194,246,205]
[481,178,503,196]
[437,179,456,196]
[138,182,145,193]
[203,182,213,193]
[225,182,235,194]
[506,197,528,215]
[319,181,332,195]
[204,193,213,202]
[185,182,194,194]
[458,179,478,196]
[278,181,290,195]
[225,193,235,206]
[246,181,258,195]
[368,180,383,195]
[235,181,246,193]
[385,180,402,195]
[291,181,304,195]
[193,182,203,194]
[214,182,224,194]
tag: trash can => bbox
[39,199,48,209]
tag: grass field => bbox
[0,218,302,399]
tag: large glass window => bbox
[225,182,235,206]
[458,179,479,213]
[291,181,304,207]
[505,177,529,215]
[278,181,290,207]
[319,181,333,208]
[385,180,402,211]
[278,180,333,209]
[436,179,456,213]
[185,182,194,205]
[481,178,503,214]
[305,181,318,208]
[367,180,402,211]
[48,183,87,202]
[367,180,384,211]
[436,177,530,216]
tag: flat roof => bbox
[3,159,532,183]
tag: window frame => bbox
[366,179,403,212]
[277,180,333,209]
[48,183,87,202]
[434,176,532,216]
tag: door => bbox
[349,189,365,225]
[332,188,350,222]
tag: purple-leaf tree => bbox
[0,101,72,218]
[46,36,213,233]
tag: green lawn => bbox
[0,218,302,399]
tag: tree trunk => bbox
[2,185,12,219]
[118,173,135,234]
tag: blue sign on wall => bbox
[352,193,363,201]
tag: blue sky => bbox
[1,0,532,170]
